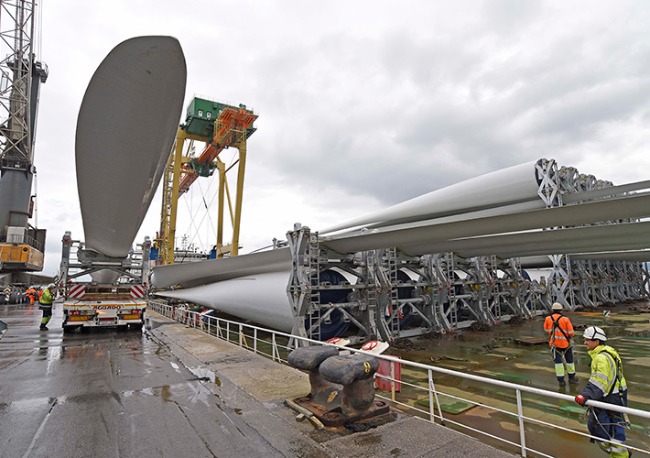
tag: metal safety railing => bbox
[147,300,650,457]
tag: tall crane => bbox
[156,97,257,265]
[0,0,48,287]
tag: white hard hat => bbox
[552,302,563,311]
[584,326,607,341]
[47,283,55,289]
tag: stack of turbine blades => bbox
[151,192,650,289]
[322,192,650,254]
[151,155,650,335]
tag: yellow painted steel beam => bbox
[159,128,187,265]
[215,243,233,257]
[216,158,226,258]
[231,133,247,257]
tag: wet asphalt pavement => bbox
[0,301,285,458]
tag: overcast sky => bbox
[22,0,650,275]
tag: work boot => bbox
[39,325,48,331]
[569,376,580,384]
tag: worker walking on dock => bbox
[39,284,55,330]
[25,286,36,304]
[575,326,630,458]
[543,302,579,385]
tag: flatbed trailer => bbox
[62,284,146,332]
[58,232,152,333]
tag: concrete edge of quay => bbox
[146,310,517,458]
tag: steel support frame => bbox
[286,225,371,345]
[284,220,646,344]
[498,258,534,319]
[58,231,150,289]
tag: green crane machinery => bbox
[156,97,257,265]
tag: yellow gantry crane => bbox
[156,97,258,265]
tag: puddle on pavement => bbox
[188,366,218,385]
[384,301,650,457]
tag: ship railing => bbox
[147,300,650,457]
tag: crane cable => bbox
[180,147,241,253]
[181,160,222,251]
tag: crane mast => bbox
[0,0,48,284]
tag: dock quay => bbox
[147,310,515,457]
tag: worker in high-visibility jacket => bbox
[575,326,629,458]
[25,286,36,305]
[543,302,579,385]
[39,283,55,331]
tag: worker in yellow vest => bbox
[39,284,55,330]
[575,326,629,458]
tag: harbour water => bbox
[385,301,650,457]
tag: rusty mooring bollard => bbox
[287,345,342,409]
[319,354,380,417]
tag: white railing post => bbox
[272,334,277,362]
[428,369,445,425]
[516,389,527,457]
[390,361,396,402]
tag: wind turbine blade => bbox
[401,221,650,258]
[76,36,187,258]
[322,159,545,234]
[157,271,295,332]
[151,246,291,289]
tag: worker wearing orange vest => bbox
[25,286,36,304]
[544,302,579,386]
